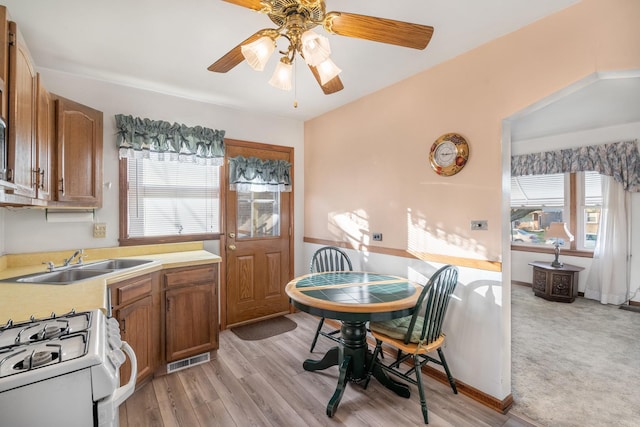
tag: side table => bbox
[528,261,585,303]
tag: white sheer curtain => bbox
[585,175,631,304]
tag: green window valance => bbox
[115,114,225,165]
[228,156,292,192]
[511,140,640,192]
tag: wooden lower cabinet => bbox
[109,272,160,386]
[163,264,219,362]
[109,263,219,384]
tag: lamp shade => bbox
[269,58,293,91]
[315,57,342,85]
[546,222,574,243]
[300,30,331,67]
[241,36,276,71]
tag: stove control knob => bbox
[109,335,123,350]
[107,317,120,331]
[109,348,126,369]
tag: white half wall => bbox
[304,242,509,401]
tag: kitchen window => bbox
[510,171,602,252]
[119,158,221,245]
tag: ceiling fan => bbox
[208,0,434,95]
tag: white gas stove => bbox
[0,309,137,427]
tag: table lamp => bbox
[546,222,574,268]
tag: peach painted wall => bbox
[303,0,640,400]
[304,0,640,263]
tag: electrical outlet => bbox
[471,220,488,231]
[372,232,383,241]
[93,223,107,238]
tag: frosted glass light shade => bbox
[316,58,342,85]
[300,30,331,66]
[241,36,276,71]
[269,58,293,91]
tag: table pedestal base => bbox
[303,321,410,417]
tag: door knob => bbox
[229,244,237,251]
[228,232,236,238]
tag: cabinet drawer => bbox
[115,275,153,305]
[164,265,216,288]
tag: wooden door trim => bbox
[220,139,295,330]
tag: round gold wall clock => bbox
[429,133,469,176]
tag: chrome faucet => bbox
[63,249,85,267]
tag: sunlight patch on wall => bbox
[407,208,489,260]
[329,210,371,251]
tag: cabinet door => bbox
[55,96,103,206]
[7,21,36,198]
[35,73,53,201]
[115,295,155,385]
[165,283,217,362]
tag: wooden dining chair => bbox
[364,265,459,424]
[308,246,353,352]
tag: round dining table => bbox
[285,271,422,417]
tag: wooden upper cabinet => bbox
[7,20,36,198]
[54,96,103,207]
[0,7,8,121]
[35,73,53,201]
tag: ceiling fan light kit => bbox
[211,0,434,97]
[269,57,294,90]
[241,36,277,71]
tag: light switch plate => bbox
[93,223,107,238]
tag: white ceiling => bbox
[510,75,640,142]
[3,0,581,121]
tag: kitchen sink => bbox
[80,258,154,270]
[13,269,115,284]
[0,258,155,284]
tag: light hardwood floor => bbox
[119,312,539,427]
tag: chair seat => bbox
[369,315,424,343]
[370,329,445,355]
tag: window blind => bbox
[126,158,220,238]
[511,174,564,207]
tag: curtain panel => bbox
[115,114,225,165]
[228,156,292,192]
[511,140,640,192]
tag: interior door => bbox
[224,139,293,327]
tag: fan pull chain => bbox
[293,58,298,108]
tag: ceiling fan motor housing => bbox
[267,0,326,29]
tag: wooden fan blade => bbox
[207,32,264,73]
[222,0,264,11]
[309,64,344,95]
[325,12,434,50]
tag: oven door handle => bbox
[96,341,138,426]
[112,341,137,408]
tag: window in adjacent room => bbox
[510,171,602,251]
[120,158,221,244]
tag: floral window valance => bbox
[228,156,292,192]
[511,139,640,192]
[115,114,225,165]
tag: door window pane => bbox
[237,190,280,238]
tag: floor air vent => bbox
[166,352,210,374]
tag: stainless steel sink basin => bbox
[14,269,115,284]
[0,258,155,284]
[80,259,154,270]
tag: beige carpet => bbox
[511,284,640,427]
[231,316,297,341]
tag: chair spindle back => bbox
[310,246,353,273]
[405,265,458,345]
